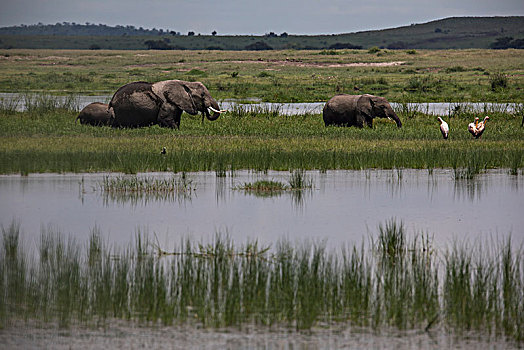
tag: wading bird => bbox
[437,117,449,139]
[467,117,479,138]
[475,116,490,139]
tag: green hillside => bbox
[0,17,523,50]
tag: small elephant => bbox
[76,102,114,126]
[323,94,402,128]
[109,80,224,128]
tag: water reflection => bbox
[0,170,522,248]
[100,189,195,207]
[453,178,486,202]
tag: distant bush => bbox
[328,42,362,50]
[186,69,207,76]
[245,41,273,50]
[319,50,340,55]
[89,44,101,50]
[406,49,417,55]
[404,76,442,93]
[144,40,172,50]
[445,66,467,73]
[490,36,524,49]
[256,71,272,78]
[387,41,408,49]
[489,72,508,90]
[368,46,380,54]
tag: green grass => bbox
[238,170,313,194]
[0,100,522,174]
[95,174,195,204]
[1,219,522,343]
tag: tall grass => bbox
[1,220,522,343]
[95,174,195,204]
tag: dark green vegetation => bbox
[1,17,523,50]
[239,170,313,193]
[1,220,522,343]
[0,97,523,174]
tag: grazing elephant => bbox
[109,80,224,128]
[76,102,114,126]
[323,94,402,128]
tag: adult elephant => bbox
[76,102,114,126]
[323,94,402,128]
[109,80,224,128]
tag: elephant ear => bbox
[357,95,373,118]
[161,80,198,115]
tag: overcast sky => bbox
[1,0,523,35]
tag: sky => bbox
[0,0,523,35]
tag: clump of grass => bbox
[239,170,312,195]
[452,158,485,180]
[239,180,287,192]
[256,71,272,78]
[0,96,20,114]
[0,220,523,343]
[98,175,194,193]
[185,69,207,77]
[489,72,508,91]
[22,93,80,114]
[288,169,313,189]
[404,75,443,93]
[96,174,195,204]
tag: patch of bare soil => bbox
[222,60,405,68]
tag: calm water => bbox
[1,170,522,250]
[1,169,523,349]
[0,92,519,116]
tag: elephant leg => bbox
[365,117,374,128]
[157,103,181,129]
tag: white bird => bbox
[437,117,449,139]
[467,117,479,138]
[475,116,490,139]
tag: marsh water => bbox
[1,169,523,349]
[1,169,523,251]
[0,92,520,115]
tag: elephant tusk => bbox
[209,106,227,114]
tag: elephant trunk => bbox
[206,103,226,121]
[391,111,402,128]
[207,108,221,121]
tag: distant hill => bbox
[0,17,523,50]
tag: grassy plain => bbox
[0,48,523,102]
[0,49,523,174]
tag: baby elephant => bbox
[76,102,114,126]
[323,94,402,128]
